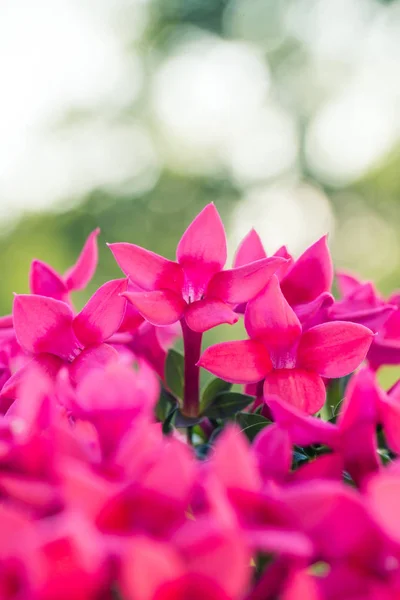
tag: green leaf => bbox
[203,392,253,419]
[165,349,184,400]
[155,388,175,422]
[234,412,270,441]
[200,377,232,412]
[162,405,178,435]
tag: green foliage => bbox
[234,412,270,441]
[165,349,185,401]
[203,392,253,419]
[200,377,233,412]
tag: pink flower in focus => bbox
[109,204,286,333]
[233,229,334,329]
[199,276,374,413]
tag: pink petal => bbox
[73,279,128,346]
[0,315,13,329]
[341,422,380,485]
[64,228,100,291]
[335,270,363,298]
[117,302,144,333]
[153,574,231,600]
[120,538,183,600]
[337,368,380,433]
[108,242,184,294]
[233,229,266,268]
[212,425,260,491]
[297,322,374,378]
[378,395,400,454]
[77,361,159,413]
[123,290,185,326]
[281,570,322,600]
[367,337,400,371]
[292,453,344,482]
[283,481,382,561]
[0,354,63,408]
[69,343,119,385]
[198,340,272,384]
[253,423,292,483]
[176,203,227,271]
[173,520,251,599]
[245,276,301,366]
[266,394,339,446]
[367,473,400,545]
[248,529,314,559]
[13,294,81,360]
[329,303,395,333]
[207,257,287,304]
[263,369,326,414]
[185,299,238,333]
[294,292,334,329]
[29,260,68,300]
[280,235,333,305]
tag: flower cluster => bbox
[0,204,400,599]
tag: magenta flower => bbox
[0,279,127,403]
[199,276,374,413]
[109,204,286,333]
[233,229,334,327]
[267,368,382,485]
[332,270,396,332]
[29,228,100,302]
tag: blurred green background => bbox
[1,0,400,330]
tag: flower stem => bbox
[180,318,202,418]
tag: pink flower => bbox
[109,204,286,333]
[233,229,334,328]
[0,279,128,403]
[29,228,100,302]
[199,276,374,413]
[266,368,382,485]
[331,270,396,333]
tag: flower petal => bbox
[176,203,227,271]
[294,292,334,330]
[108,243,184,294]
[329,303,395,333]
[377,394,400,454]
[207,257,287,304]
[292,454,343,482]
[263,369,326,414]
[280,235,333,305]
[0,315,13,329]
[297,322,374,379]
[245,276,301,365]
[64,228,100,291]
[367,473,400,545]
[123,290,185,326]
[185,299,238,333]
[253,423,292,483]
[69,343,119,385]
[198,340,272,384]
[0,354,63,409]
[233,229,266,268]
[337,368,380,433]
[13,294,80,360]
[29,260,68,300]
[335,270,362,298]
[212,425,260,491]
[266,394,338,445]
[73,279,128,346]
